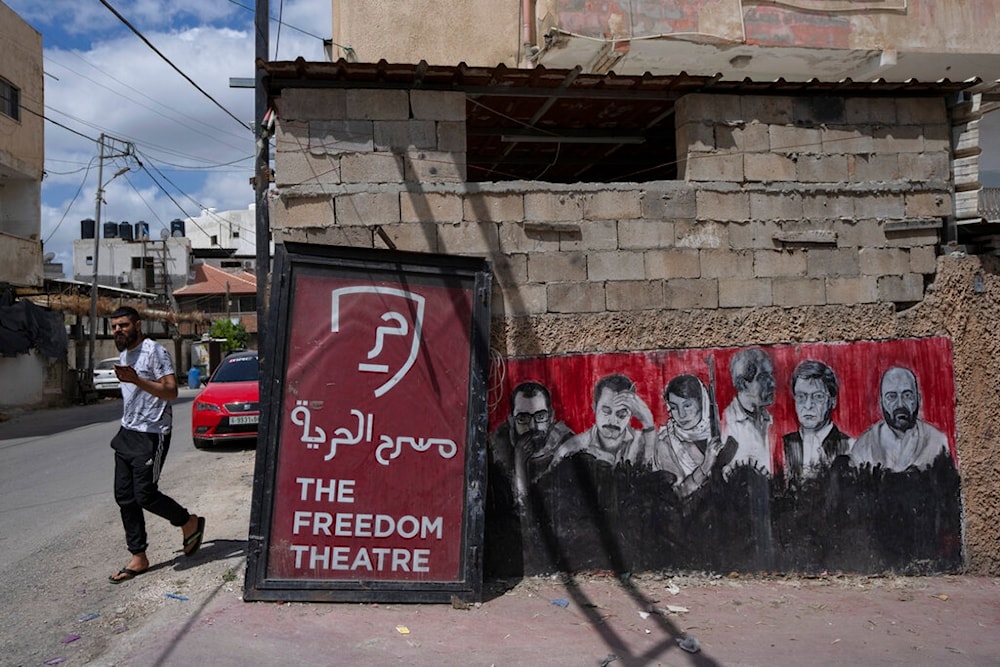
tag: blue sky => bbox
[5,0,335,277]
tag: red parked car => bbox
[191,350,259,449]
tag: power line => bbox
[43,157,97,246]
[20,103,98,143]
[98,0,252,131]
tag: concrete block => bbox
[685,152,744,182]
[770,125,822,153]
[826,276,878,304]
[796,154,849,183]
[464,192,524,222]
[772,278,826,307]
[744,153,796,182]
[834,219,885,248]
[642,186,696,220]
[844,97,896,125]
[335,192,401,226]
[859,247,909,276]
[716,122,770,153]
[524,192,584,222]
[274,150,340,187]
[619,220,675,250]
[700,249,753,279]
[847,154,900,182]
[884,224,941,248]
[793,97,845,125]
[741,96,793,125]
[280,88,347,121]
[676,121,715,153]
[754,249,806,278]
[279,225,373,248]
[373,120,437,151]
[275,119,308,150]
[547,282,605,313]
[896,97,946,125]
[271,195,335,230]
[437,221,499,254]
[802,193,854,220]
[437,121,467,153]
[340,152,405,183]
[492,283,547,316]
[910,245,938,274]
[498,221,561,253]
[309,120,374,155]
[374,222,439,253]
[528,252,587,282]
[719,278,772,308]
[878,273,925,302]
[400,191,464,222]
[606,280,665,311]
[922,124,951,153]
[410,90,466,121]
[729,221,781,250]
[490,253,528,285]
[644,248,700,279]
[664,278,719,309]
[559,219,617,252]
[899,152,950,181]
[346,89,409,120]
[404,150,466,183]
[873,125,924,153]
[584,190,643,220]
[905,192,952,217]
[822,127,874,154]
[695,190,750,222]
[855,194,905,220]
[806,248,860,278]
[675,221,727,249]
[750,191,804,221]
[588,251,646,281]
[676,94,741,125]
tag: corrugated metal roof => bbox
[263,60,984,183]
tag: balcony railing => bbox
[980,187,1000,221]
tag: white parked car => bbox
[93,357,121,395]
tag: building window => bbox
[0,78,20,121]
[210,234,218,246]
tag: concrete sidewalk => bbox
[94,570,1000,666]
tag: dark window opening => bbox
[0,79,20,121]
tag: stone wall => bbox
[269,86,1000,574]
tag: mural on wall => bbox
[485,337,961,577]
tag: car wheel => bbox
[193,438,208,450]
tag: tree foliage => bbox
[209,319,249,354]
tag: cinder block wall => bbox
[272,89,949,320]
[270,87,1000,574]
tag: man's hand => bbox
[615,391,654,430]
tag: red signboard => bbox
[246,244,491,602]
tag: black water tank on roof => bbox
[81,218,95,239]
[119,221,133,241]
[104,221,118,238]
[170,219,185,237]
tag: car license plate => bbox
[229,415,259,425]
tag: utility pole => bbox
[255,0,270,357]
[87,133,135,376]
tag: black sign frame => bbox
[244,242,491,603]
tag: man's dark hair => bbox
[109,306,141,322]
[791,360,838,399]
[593,374,635,408]
[730,348,771,392]
[510,381,552,413]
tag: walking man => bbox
[107,306,204,583]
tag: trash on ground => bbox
[43,658,66,665]
[666,604,689,614]
[551,598,569,608]
[599,654,619,666]
[450,595,470,610]
[166,593,189,601]
[61,634,81,644]
[677,635,701,654]
[638,611,650,620]
[396,625,410,635]
[932,594,949,601]
[76,613,99,622]
[665,581,681,595]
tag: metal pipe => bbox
[87,134,106,375]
